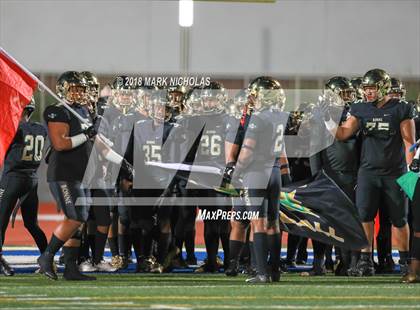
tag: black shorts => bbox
[49,181,89,222]
[356,172,408,227]
[242,167,280,221]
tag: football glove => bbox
[84,125,97,139]
[121,159,134,181]
[409,159,419,173]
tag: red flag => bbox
[0,50,38,166]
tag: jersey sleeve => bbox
[399,101,416,122]
[244,114,263,141]
[43,105,71,124]
[349,102,362,119]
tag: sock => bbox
[93,231,108,264]
[158,232,171,265]
[108,237,119,257]
[412,236,420,260]
[268,234,281,271]
[118,234,129,258]
[204,223,219,270]
[79,232,89,260]
[312,240,326,270]
[220,231,230,267]
[229,240,245,264]
[250,241,256,270]
[399,251,409,265]
[130,228,143,260]
[253,233,268,276]
[87,234,95,259]
[142,229,153,257]
[286,234,299,263]
[185,230,195,258]
[44,234,65,257]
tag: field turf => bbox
[0,273,420,309]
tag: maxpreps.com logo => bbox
[280,190,320,218]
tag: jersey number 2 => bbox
[22,135,45,161]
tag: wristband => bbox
[70,133,87,148]
[324,119,338,132]
[104,149,123,165]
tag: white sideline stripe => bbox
[151,305,192,310]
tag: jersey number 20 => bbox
[22,135,45,162]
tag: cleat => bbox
[150,262,164,274]
[79,259,98,272]
[186,255,197,266]
[353,258,375,277]
[171,256,188,269]
[270,265,281,282]
[94,260,117,272]
[162,247,180,271]
[0,255,14,276]
[119,256,129,270]
[64,267,96,281]
[225,260,239,277]
[399,262,409,276]
[301,267,326,277]
[110,255,123,269]
[246,274,270,284]
[400,273,420,284]
[37,254,58,280]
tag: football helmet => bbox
[362,69,391,103]
[150,91,172,123]
[228,89,248,118]
[350,77,364,101]
[183,86,203,115]
[247,76,286,111]
[56,71,87,104]
[324,76,356,105]
[23,96,36,119]
[200,81,227,114]
[81,71,100,116]
[167,85,187,115]
[388,77,406,99]
[111,75,136,114]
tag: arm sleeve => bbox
[400,101,416,122]
[43,105,71,124]
[309,151,323,177]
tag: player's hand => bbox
[222,162,236,185]
[84,125,97,139]
[409,159,419,173]
[120,179,133,193]
[121,159,134,181]
[317,94,332,121]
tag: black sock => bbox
[158,232,171,265]
[204,223,218,270]
[250,241,256,270]
[229,240,245,263]
[108,237,119,257]
[44,234,65,257]
[412,236,420,260]
[130,228,143,260]
[93,231,108,264]
[312,240,326,270]
[142,229,153,257]
[79,232,89,260]
[63,246,78,265]
[220,232,230,267]
[88,234,95,259]
[399,251,409,265]
[268,234,281,270]
[185,230,195,258]
[253,233,268,276]
[118,234,129,258]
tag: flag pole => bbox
[0,47,90,125]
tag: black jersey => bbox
[350,99,415,176]
[243,108,289,169]
[43,104,93,182]
[415,116,420,140]
[186,113,230,166]
[226,112,250,147]
[2,121,47,178]
[313,106,360,174]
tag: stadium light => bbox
[179,0,194,27]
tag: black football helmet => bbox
[227,89,248,118]
[247,76,286,111]
[23,96,36,119]
[362,69,391,103]
[56,71,87,104]
[200,81,227,114]
[350,77,364,101]
[388,77,406,99]
[167,85,187,115]
[111,75,136,114]
[150,91,172,123]
[324,76,356,105]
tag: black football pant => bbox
[0,175,47,254]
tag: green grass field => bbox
[0,274,420,309]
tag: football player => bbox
[0,98,48,276]
[319,68,416,277]
[38,71,98,281]
[228,77,289,283]
[307,76,359,276]
[350,77,364,102]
